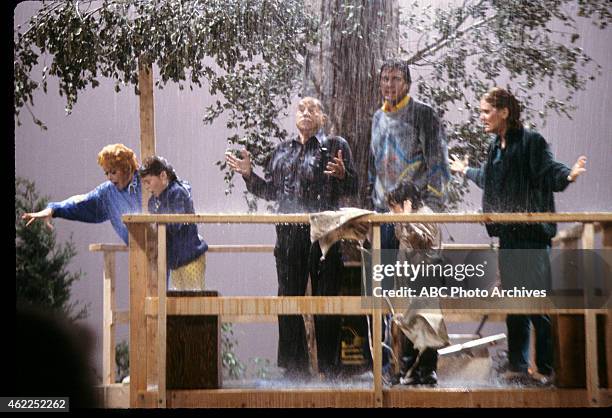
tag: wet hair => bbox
[97,143,139,174]
[385,181,423,211]
[138,155,178,182]
[482,87,523,130]
[380,59,411,85]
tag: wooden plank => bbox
[167,389,374,408]
[145,226,158,391]
[553,314,585,388]
[89,243,128,252]
[145,297,158,317]
[96,384,129,409]
[603,222,612,249]
[113,310,129,324]
[156,225,167,408]
[581,223,595,250]
[102,251,117,385]
[138,58,155,209]
[372,225,382,407]
[123,212,612,224]
[382,388,597,408]
[136,390,159,408]
[128,224,149,408]
[606,313,612,392]
[164,296,607,316]
[217,313,508,323]
[207,245,274,253]
[160,388,612,408]
[585,311,600,405]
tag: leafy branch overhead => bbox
[399,0,610,164]
[14,1,612,208]
[14,0,318,163]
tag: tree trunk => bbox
[304,0,399,207]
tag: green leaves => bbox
[398,0,609,207]
[14,0,317,187]
[15,177,88,321]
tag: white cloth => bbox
[309,207,374,258]
[392,205,449,351]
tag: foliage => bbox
[13,1,612,208]
[399,0,611,171]
[15,177,88,321]
[14,0,318,196]
[115,340,130,383]
[221,322,246,379]
[249,357,272,380]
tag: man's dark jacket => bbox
[466,127,573,243]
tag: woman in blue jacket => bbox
[22,143,141,245]
[139,156,208,290]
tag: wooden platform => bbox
[102,214,612,408]
[100,386,611,408]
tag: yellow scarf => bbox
[382,95,410,113]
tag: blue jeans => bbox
[499,237,553,375]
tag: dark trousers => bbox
[275,224,342,376]
[499,237,553,375]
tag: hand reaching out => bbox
[449,154,469,175]
[21,207,54,230]
[568,155,587,182]
[225,149,253,179]
[324,149,346,179]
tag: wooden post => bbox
[157,225,167,408]
[602,222,612,391]
[372,225,382,408]
[138,58,156,209]
[585,311,600,405]
[581,223,600,405]
[553,226,583,387]
[145,226,159,390]
[129,223,149,408]
[102,251,117,386]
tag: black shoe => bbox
[418,370,437,385]
[382,370,401,386]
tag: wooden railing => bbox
[94,212,611,408]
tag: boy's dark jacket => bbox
[466,127,572,243]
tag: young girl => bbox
[139,156,208,290]
[384,182,449,385]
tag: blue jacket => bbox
[48,173,142,244]
[148,179,208,270]
[466,127,572,243]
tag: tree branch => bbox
[407,15,495,65]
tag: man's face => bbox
[295,98,324,135]
[380,67,409,104]
[104,166,133,190]
[141,172,168,198]
[479,99,508,135]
